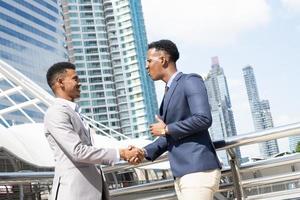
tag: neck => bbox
[55,92,74,102]
[162,64,177,83]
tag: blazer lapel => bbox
[77,113,91,141]
[159,96,165,116]
[162,72,183,121]
[55,99,91,141]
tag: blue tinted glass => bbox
[9,94,29,104]
[12,0,57,22]
[0,50,30,65]
[0,25,56,52]
[0,79,14,90]
[0,37,26,51]
[32,0,58,14]
[0,0,56,32]
[0,13,57,43]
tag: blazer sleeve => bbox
[144,136,168,161]
[44,106,118,165]
[167,74,212,140]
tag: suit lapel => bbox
[162,72,183,121]
[55,99,91,141]
[159,96,165,116]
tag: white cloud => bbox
[281,0,300,13]
[141,0,271,47]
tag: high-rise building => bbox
[205,56,241,165]
[61,0,158,138]
[243,65,279,158]
[0,0,68,90]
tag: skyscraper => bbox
[61,0,158,138]
[205,56,240,165]
[243,65,279,158]
[0,0,67,90]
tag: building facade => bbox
[61,0,157,138]
[243,65,279,158]
[205,56,241,165]
[0,0,67,90]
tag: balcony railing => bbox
[1,122,300,199]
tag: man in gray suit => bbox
[44,62,143,200]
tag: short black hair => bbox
[148,39,179,62]
[46,62,75,89]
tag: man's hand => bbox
[119,145,144,165]
[149,115,167,136]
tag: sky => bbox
[141,0,300,157]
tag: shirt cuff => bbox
[115,148,120,163]
[142,148,148,157]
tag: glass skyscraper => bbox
[205,56,240,165]
[0,0,68,90]
[243,65,279,158]
[61,0,157,138]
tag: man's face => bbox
[146,48,164,81]
[60,69,81,101]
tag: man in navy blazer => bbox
[143,40,222,200]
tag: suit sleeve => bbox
[167,74,212,140]
[44,106,118,165]
[144,136,168,161]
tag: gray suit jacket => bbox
[44,98,117,200]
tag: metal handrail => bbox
[222,122,300,150]
[1,122,299,177]
[221,153,300,176]
[98,122,300,174]
[1,122,300,198]
[0,172,53,185]
[110,179,174,196]
[242,171,300,188]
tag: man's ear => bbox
[57,77,64,88]
[161,57,169,68]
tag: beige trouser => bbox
[174,169,221,200]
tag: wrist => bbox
[119,148,126,160]
[161,125,168,136]
[165,125,168,134]
[142,148,148,157]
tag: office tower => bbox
[0,0,68,90]
[205,56,241,165]
[243,65,279,158]
[61,0,158,138]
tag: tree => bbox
[296,141,300,153]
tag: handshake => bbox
[119,146,145,165]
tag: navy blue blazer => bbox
[144,72,221,178]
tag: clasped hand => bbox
[120,145,144,165]
[149,115,166,136]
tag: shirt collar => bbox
[166,71,180,88]
[56,98,79,112]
